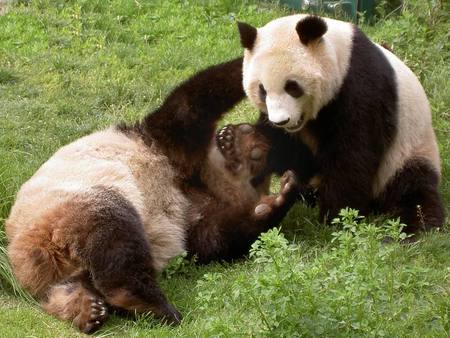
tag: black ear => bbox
[295,16,328,45]
[237,21,257,50]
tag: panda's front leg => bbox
[317,171,373,223]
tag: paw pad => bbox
[250,147,263,160]
[255,203,271,216]
[238,124,253,134]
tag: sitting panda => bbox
[6,58,298,333]
[236,15,445,233]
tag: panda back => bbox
[372,45,440,196]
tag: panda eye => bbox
[284,80,304,98]
[258,83,267,102]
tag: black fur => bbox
[255,114,318,184]
[375,158,445,234]
[284,80,304,98]
[80,186,181,324]
[186,171,299,263]
[118,58,296,262]
[257,26,398,220]
[119,57,245,177]
[296,15,328,45]
[309,27,398,220]
[237,21,258,50]
[259,84,267,103]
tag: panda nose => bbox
[273,118,290,126]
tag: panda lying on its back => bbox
[6,58,298,333]
[237,15,445,233]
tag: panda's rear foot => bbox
[253,170,298,222]
[42,271,108,334]
[73,294,108,333]
[216,123,269,176]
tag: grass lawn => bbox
[0,0,449,336]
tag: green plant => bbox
[196,210,449,336]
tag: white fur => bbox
[372,46,440,196]
[242,14,440,200]
[243,15,353,130]
[265,94,298,126]
[7,128,189,270]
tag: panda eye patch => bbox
[258,83,267,102]
[284,80,304,98]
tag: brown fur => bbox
[7,58,298,333]
[42,271,108,333]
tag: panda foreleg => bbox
[376,158,445,234]
[253,170,299,225]
[317,166,374,223]
[186,170,299,263]
[254,115,318,181]
[143,58,245,173]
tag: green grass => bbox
[0,0,449,336]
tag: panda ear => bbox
[295,15,328,45]
[237,21,257,50]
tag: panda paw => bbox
[253,170,298,220]
[216,123,268,176]
[216,124,240,172]
[73,295,108,334]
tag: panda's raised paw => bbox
[217,125,238,158]
[253,170,298,220]
[216,123,269,177]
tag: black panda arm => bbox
[316,155,375,222]
[313,114,379,222]
[255,114,318,184]
[135,58,245,174]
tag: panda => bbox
[236,14,445,233]
[5,58,298,333]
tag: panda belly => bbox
[372,47,441,199]
[126,136,189,271]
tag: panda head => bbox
[238,15,351,132]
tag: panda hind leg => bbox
[42,271,108,334]
[378,158,445,234]
[79,187,182,326]
[7,221,108,333]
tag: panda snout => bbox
[273,118,290,126]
